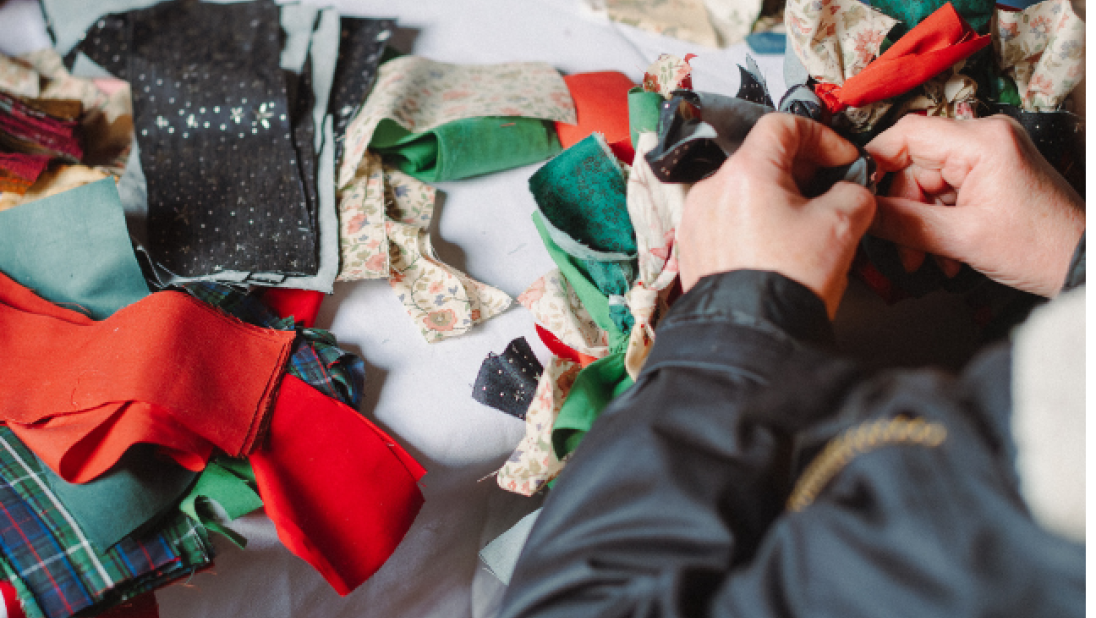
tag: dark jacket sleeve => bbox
[497,268,1084,618]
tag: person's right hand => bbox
[865,115,1085,297]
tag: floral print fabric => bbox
[641,53,697,99]
[785,0,898,87]
[338,56,575,188]
[583,0,763,49]
[785,0,898,132]
[622,132,686,379]
[495,358,580,496]
[335,57,576,341]
[519,269,610,359]
[994,0,1085,111]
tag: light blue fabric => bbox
[480,509,542,585]
[0,178,148,319]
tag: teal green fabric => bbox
[628,87,663,147]
[0,178,149,320]
[0,177,204,557]
[551,353,634,459]
[528,134,637,255]
[371,116,561,182]
[178,456,263,548]
[45,446,197,551]
[531,212,628,350]
[993,75,1022,106]
[873,0,994,38]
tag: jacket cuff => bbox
[662,270,835,347]
[1062,232,1085,291]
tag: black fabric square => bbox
[473,338,544,420]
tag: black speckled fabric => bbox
[329,17,395,168]
[473,338,544,420]
[129,0,318,278]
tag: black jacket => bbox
[498,239,1086,618]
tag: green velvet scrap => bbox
[531,212,629,350]
[371,116,561,182]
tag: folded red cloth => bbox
[815,2,990,112]
[0,270,293,481]
[252,375,426,595]
[556,72,636,150]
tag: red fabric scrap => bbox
[556,72,636,151]
[251,375,426,596]
[0,580,26,618]
[535,324,599,368]
[0,270,293,481]
[260,287,325,328]
[815,2,990,112]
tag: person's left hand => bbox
[677,113,876,318]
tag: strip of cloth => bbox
[992,0,1085,111]
[250,375,426,596]
[128,0,319,280]
[0,270,294,482]
[335,54,574,282]
[0,426,211,618]
[812,3,991,112]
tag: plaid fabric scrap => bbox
[181,283,366,407]
[0,427,211,618]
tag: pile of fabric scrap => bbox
[478,0,1085,584]
[0,0,582,614]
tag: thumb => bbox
[812,181,877,242]
[870,195,965,259]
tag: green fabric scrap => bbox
[532,212,628,350]
[628,86,663,147]
[44,445,198,552]
[551,353,634,459]
[371,116,561,182]
[178,456,263,549]
[529,133,637,255]
[873,0,994,38]
[0,178,149,320]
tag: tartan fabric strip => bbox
[0,427,211,618]
[180,282,365,407]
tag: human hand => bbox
[866,114,1085,298]
[677,113,876,318]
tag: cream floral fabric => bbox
[518,269,610,360]
[337,56,575,188]
[641,53,697,99]
[0,54,39,98]
[785,0,898,86]
[336,57,576,341]
[785,0,898,132]
[583,0,763,48]
[337,152,511,341]
[994,0,1085,111]
[899,65,979,119]
[388,223,511,343]
[495,358,581,496]
[622,132,687,380]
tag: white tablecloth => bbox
[0,1,983,615]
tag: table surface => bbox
[0,1,985,616]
